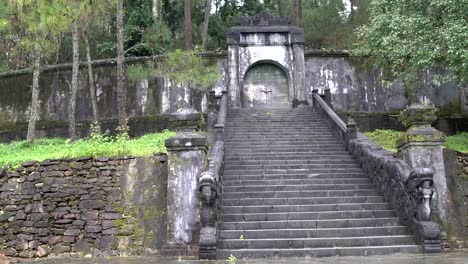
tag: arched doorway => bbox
[242,63,289,108]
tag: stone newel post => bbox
[397,103,448,221]
[164,131,207,252]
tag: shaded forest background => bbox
[0,0,368,72]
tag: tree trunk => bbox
[184,0,192,50]
[26,46,42,142]
[202,0,212,50]
[69,21,80,141]
[152,0,158,20]
[116,0,127,128]
[294,0,302,27]
[83,29,101,134]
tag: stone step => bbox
[225,154,354,161]
[223,183,375,192]
[221,203,391,214]
[222,196,386,206]
[220,217,402,230]
[224,164,359,171]
[220,210,396,222]
[223,173,369,181]
[224,159,356,166]
[224,139,339,143]
[222,178,372,186]
[222,190,380,199]
[217,245,421,259]
[219,226,410,239]
[218,235,415,249]
[225,131,332,135]
[225,126,329,130]
[223,168,364,176]
[225,145,346,151]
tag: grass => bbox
[0,130,176,169]
[445,132,468,153]
[365,129,468,153]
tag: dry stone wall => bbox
[459,153,468,242]
[0,155,167,259]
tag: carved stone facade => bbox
[227,12,306,108]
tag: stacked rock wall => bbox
[458,153,468,242]
[0,155,167,258]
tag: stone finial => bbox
[399,103,439,128]
[347,116,357,140]
[397,104,445,145]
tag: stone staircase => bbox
[216,107,421,258]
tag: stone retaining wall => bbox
[458,153,468,242]
[0,155,168,258]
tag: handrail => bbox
[314,93,346,131]
[312,89,441,252]
[348,136,441,253]
[312,91,356,149]
[215,92,227,129]
[214,92,227,142]
[199,91,227,259]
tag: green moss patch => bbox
[0,130,176,169]
[365,129,468,154]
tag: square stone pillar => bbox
[397,104,448,221]
[164,132,207,248]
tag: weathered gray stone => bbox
[85,225,102,233]
[62,236,76,243]
[64,228,81,236]
[28,240,38,249]
[79,200,104,209]
[102,213,121,220]
[36,245,51,257]
[27,172,41,181]
[165,132,207,245]
[15,210,26,220]
[23,161,38,167]
[227,12,305,108]
[398,103,449,221]
[100,235,115,249]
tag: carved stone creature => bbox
[405,168,441,253]
[199,141,224,259]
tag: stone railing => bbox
[311,90,442,253]
[311,89,357,149]
[199,92,227,259]
[214,92,228,141]
[348,135,441,252]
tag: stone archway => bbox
[242,62,289,108]
[227,11,306,108]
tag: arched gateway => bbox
[227,11,306,108]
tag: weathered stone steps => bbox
[217,245,422,258]
[217,107,419,259]
[220,210,396,222]
[219,226,409,239]
[221,203,391,214]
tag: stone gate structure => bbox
[226,12,306,108]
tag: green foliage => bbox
[303,0,352,49]
[445,132,468,154]
[127,49,220,90]
[366,129,468,154]
[356,0,468,94]
[365,129,405,153]
[227,254,237,264]
[159,49,220,90]
[0,130,176,169]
